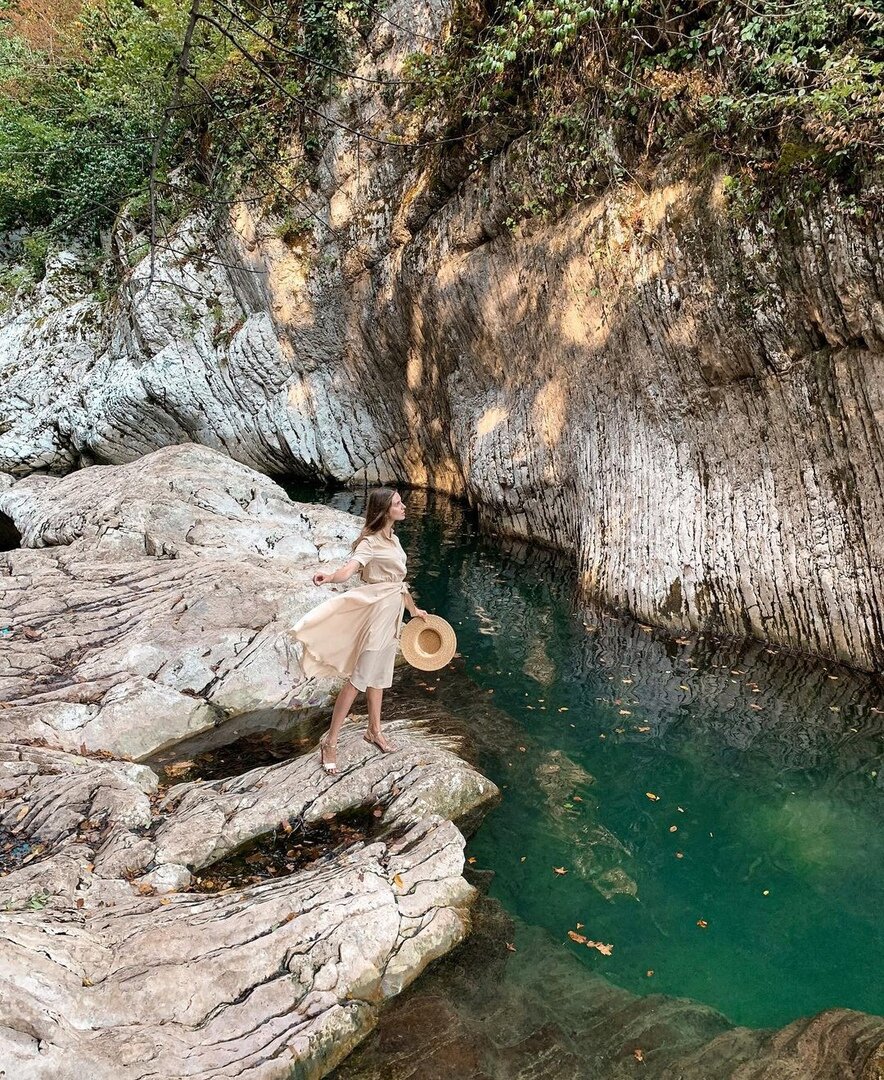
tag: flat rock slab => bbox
[0,815,475,1080]
[155,715,499,872]
[0,712,499,1078]
[0,444,362,758]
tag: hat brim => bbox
[400,614,458,672]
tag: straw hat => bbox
[400,614,457,671]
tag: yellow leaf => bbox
[645,792,660,801]
[82,977,94,987]
[15,805,28,822]
[696,919,708,928]
[392,873,404,889]
[634,1048,644,1062]
[553,866,568,875]
[646,969,654,977]
[467,856,477,864]
[568,930,587,944]
[669,825,678,833]
[586,940,614,955]
[505,942,517,952]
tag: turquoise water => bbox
[290,484,884,1030]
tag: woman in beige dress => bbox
[291,487,428,774]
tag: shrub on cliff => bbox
[404,0,884,214]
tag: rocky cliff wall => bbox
[1,0,882,670]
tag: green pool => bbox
[290,484,884,1030]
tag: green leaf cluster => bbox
[405,0,884,218]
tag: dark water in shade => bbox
[286,483,884,1031]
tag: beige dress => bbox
[291,531,409,692]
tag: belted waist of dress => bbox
[352,580,410,597]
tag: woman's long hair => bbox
[351,487,396,550]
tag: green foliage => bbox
[0,0,191,235]
[0,0,372,240]
[405,0,884,218]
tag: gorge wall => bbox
[1,0,883,671]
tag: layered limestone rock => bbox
[0,445,501,1078]
[0,443,359,758]
[1,0,883,671]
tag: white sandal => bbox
[319,734,339,774]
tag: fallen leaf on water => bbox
[520,856,527,862]
[762,889,770,896]
[467,856,477,864]
[646,969,654,977]
[392,873,404,890]
[505,942,517,952]
[645,792,660,802]
[553,866,568,875]
[587,940,614,955]
[573,795,583,802]
[568,930,588,944]
[675,852,684,859]
[637,725,650,732]
[696,919,708,928]
[558,707,569,712]
[576,922,584,929]
[518,746,527,752]
[618,709,632,716]
[679,685,690,691]
[634,1048,644,1062]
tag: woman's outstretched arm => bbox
[312,558,362,586]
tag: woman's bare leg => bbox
[365,687,397,751]
[320,681,360,769]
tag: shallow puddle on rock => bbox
[148,707,327,784]
[188,807,383,893]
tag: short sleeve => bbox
[352,537,373,567]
